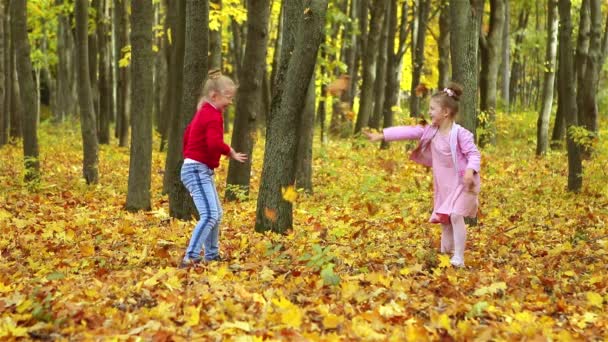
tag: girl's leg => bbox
[440,223,454,253]
[181,165,221,261]
[450,214,466,266]
[204,176,223,260]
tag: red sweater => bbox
[183,102,231,169]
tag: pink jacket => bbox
[383,123,481,182]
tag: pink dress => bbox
[429,132,478,224]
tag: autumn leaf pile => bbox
[1,113,607,340]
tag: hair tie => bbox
[443,88,455,97]
[208,69,222,80]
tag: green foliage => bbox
[568,125,597,150]
[209,0,247,31]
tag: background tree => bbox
[55,0,76,123]
[500,0,510,110]
[409,0,431,118]
[12,0,40,182]
[114,0,130,147]
[578,0,603,135]
[508,5,529,109]
[536,0,558,156]
[255,0,328,233]
[126,0,154,211]
[450,0,483,134]
[166,0,208,219]
[97,0,111,144]
[437,0,450,89]
[557,0,582,192]
[0,0,5,146]
[75,0,99,184]
[225,0,271,201]
[479,0,505,147]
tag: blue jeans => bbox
[180,162,222,261]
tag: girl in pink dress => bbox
[365,83,481,267]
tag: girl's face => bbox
[428,99,450,127]
[209,86,236,111]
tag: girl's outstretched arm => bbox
[382,125,425,142]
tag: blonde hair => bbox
[431,82,463,118]
[200,69,237,100]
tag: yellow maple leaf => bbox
[273,297,302,328]
[184,305,201,327]
[220,321,252,332]
[586,292,603,309]
[80,242,95,257]
[281,186,298,203]
[438,254,451,268]
[0,317,28,338]
[322,313,343,329]
[351,317,385,339]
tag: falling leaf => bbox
[281,186,298,203]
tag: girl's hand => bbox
[463,169,475,192]
[230,148,248,163]
[363,130,384,142]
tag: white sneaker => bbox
[450,255,465,268]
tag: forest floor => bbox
[0,112,607,340]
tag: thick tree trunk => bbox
[97,0,111,144]
[158,0,173,152]
[500,0,510,109]
[437,0,450,89]
[479,0,505,147]
[162,0,186,193]
[209,0,222,70]
[450,0,482,135]
[12,0,40,182]
[225,0,271,201]
[370,6,389,130]
[295,70,316,193]
[269,3,283,98]
[10,59,22,140]
[409,0,431,118]
[354,3,386,133]
[0,0,5,146]
[55,0,74,123]
[557,0,582,192]
[75,0,99,184]
[579,0,601,135]
[114,0,130,147]
[509,7,529,108]
[167,0,208,219]
[536,0,558,156]
[153,0,168,143]
[255,0,328,233]
[89,0,100,119]
[2,1,10,146]
[126,0,154,211]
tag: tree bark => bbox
[114,0,130,147]
[536,0,558,156]
[437,0,450,89]
[295,69,316,193]
[75,0,99,184]
[12,0,40,182]
[126,0,154,211]
[354,3,386,133]
[55,0,75,123]
[167,0,208,219]
[370,3,389,129]
[225,0,271,201]
[409,0,431,118]
[578,0,601,135]
[0,0,5,146]
[557,0,582,192]
[479,0,505,147]
[255,0,328,233]
[162,0,186,194]
[97,0,111,144]
[2,1,10,146]
[209,0,222,70]
[509,7,529,108]
[450,0,482,135]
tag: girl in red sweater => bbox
[179,70,246,268]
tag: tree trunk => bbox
[97,0,111,144]
[162,0,186,194]
[295,69,316,193]
[126,0,154,211]
[255,0,328,233]
[409,0,431,118]
[574,0,590,135]
[269,3,283,98]
[479,0,505,147]
[500,0,510,110]
[536,0,558,156]
[0,0,5,146]
[437,0,450,89]
[89,0,100,120]
[55,0,74,123]
[2,1,10,146]
[158,0,173,152]
[75,0,99,184]
[167,0,208,219]
[509,7,529,108]
[450,0,482,135]
[209,0,222,70]
[354,3,386,133]
[579,0,601,135]
[225,0,271,201]
[114,0,130,147]
[153,0,168,144]
[370,5,389,130]
[12,0,40,182]
[557,0,582,192]
[10,57,23,140]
